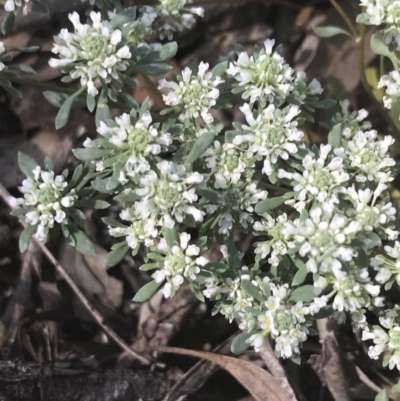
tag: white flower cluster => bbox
[253,213,289,267]
[159,61,223,124]
[49,12,132,96]
[379,70,400,112]
[227,39,321,106]
[4,0,31,13]
[358,0,400,49]
[372,241,400,287]
[362,307,400,370]
[279,144,349,212]
[18,166,77,242]
[135,160,204,229]
[152,232,209,298]
[155,0,204,40]
[93,111,172,182]
[109,208,158,251]
[234,103,304,176]
[282,205,361,277]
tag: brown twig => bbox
[259,339,299,401]
[0,182,150,365]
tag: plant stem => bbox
[141,74,165,106]
[329,0,358,39]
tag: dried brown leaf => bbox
[151,345,292,401]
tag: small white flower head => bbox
[135,160,204,228]
[4,0,31,13]
[159,61,223,124]
[373,241,400,286]
[151,232,209,297]
[96,110,172,180]
[279,145,349,211]
[332,99,372,137]
[235,103,303,175]
[336,129,396,183]
[109,208,158,250]
[379,70,400,113]
[203,141,249,188]
[227,39,296,104]
[345,184,398,239]
[17,164,78,243]
[155,0,204,39]
[282,206,361,276]
[49,11,132,95]
[254,213,289,267]
[207,180,267,234]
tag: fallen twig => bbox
[0,182,150,366]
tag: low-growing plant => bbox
[3,0,400,398]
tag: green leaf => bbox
[72,148,109,162]
[159,42,178,60]
[185,132,215,165]
[19,224,38,253]
[211,61,228,78]
[375,390,389,401]
[313,26,353,39]
[288,285,321,303]
[104,244,130,268]
[18,152,38,179]
[133,280,162,302]
[75,199,110,209]
[164,227,179,249]
[205,262,230,274]
[231,332,253,354]
[55,87,86,130]
[130,63,172,76]
[86,94,96,112]
[197,188,223,204]
[291,259,308,286]
[2,12,15,35]
[110,7,136,29]
[328,124,342,148]
[370,32,399,69]
[241,279,264,302]
[102,217,127,228]
[139,263,159,271]
[71,230,96,256]
[255,196,285,214]
[95,87,111,127]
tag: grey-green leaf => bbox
[19,224,38,253]
[313,26,353,39]
[370,32,399,69]
[133,280,162,302]
[104,244,129,268]
[241,279,264,302]
[185,132,215,165]
[231,332,253,354]
[159,42,178,60]
[71,230,96,256]
[288,285,321,303]
[255,196,285,214]
[18,152,38,179]
[55,87,85,130]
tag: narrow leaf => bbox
[133,280,162,302]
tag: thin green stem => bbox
[329,0,358,39]
[140,74,165,106]
[380,55,385,78]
